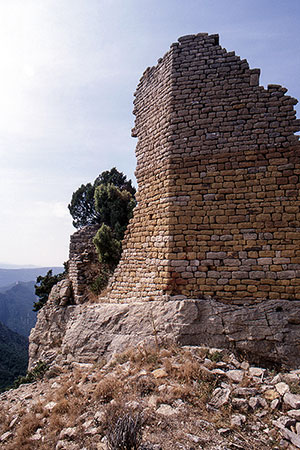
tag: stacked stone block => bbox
[68,225,100,303]
[106,33,300,303]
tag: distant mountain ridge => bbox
[0,281,37,337]
[0,320,28,391]
[0,266,63,288]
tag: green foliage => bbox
[33,266,66,312]
[68,167,136,230]
[68,182,98,229]
[0,321,28,392]
[209,351,223,363]
[13,360,48,389]
[68,168,136,295]
[89,266,112,295]
[94,167,136,197]
[93,224,122,269]
[94,184,136,240]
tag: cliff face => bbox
[29,33,300,371]
[29,282,300,370]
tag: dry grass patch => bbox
[94,375,122,402]
[6,412,42,450]
[135,375,157,397]
[0,409,13,434]
[156,383,195,406]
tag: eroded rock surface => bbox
[29,297,300,370]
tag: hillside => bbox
[0,267,63,288]
[0,281,37,337]
[0,321,28,392]
[1,344,299,448]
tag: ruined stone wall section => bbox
[68,225,100,304]
[105,49,176,301]
[106,33,300,303]
[166,34,300,301]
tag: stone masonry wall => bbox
[106,33,300,303]
[68,225,100,304]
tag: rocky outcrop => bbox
[29,279,74,368]
[29,297,300,370]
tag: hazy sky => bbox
[0,0,299,267]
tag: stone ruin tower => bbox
[105,33,300,304]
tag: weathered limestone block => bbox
[29,282,75,369]
[29,298,300,369]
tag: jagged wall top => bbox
[105,33,300,303]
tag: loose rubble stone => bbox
[249,368,265,379]
[273,416,296,430]
[275,382,289,396]
[288,410,300,420]
[152,368,168,379]
[283,393,300,409]
[156,404,176,416]
[45,401,57,411]
[264,389,280,401]
[209,387,231,408]
[226,370,244,383]
[279,428,300,448]
[231,414,246,427]
[249,397,261,410]
[0,431,13,442]
[271,399,280,410]
[59,427,77,440]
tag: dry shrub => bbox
[113,347,136,365]
[31,400,46,416]
[176,359,202,383]
[52,397,70,415]
[7,412,42,449]
[196,379,218,406]
[135,376,157,397]
[239,375,251,387]
[289,382,300,395]
[0,410,12,433]
[157,384,194,405]
[94,376,122,402]
[162,357,173,374]
[159,348,174,359]
[103,402,143,450]
[15,412,41,439]
[114,345,161,370]
[48,411,65,433]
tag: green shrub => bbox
[13,360,48,388]
[93,224,122,269]
[89,266,112,295]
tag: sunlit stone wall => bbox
[106,33,300,303]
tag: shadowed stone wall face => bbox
[106,33,300,303]
[69,225,100,303]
